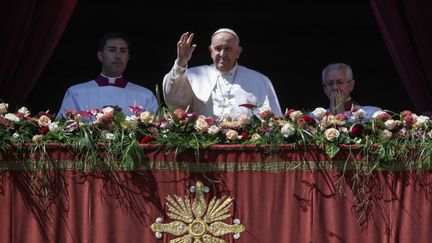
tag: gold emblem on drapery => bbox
[150,181,245,242]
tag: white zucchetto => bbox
[211,28,240,42]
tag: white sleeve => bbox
[162,59,194,110]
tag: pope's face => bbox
[209,32,242,73]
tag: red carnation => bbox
[241,131,250,140]
[299,115,316,125]
[40,126,49,135]
[349,124,364,138]
[140,136,156,144]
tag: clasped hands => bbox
[329,89,350,115]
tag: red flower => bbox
[140,136,156,144]
[79,110,95,117]
[38,111,53,118]
[187,112,198,119]
[65,109,78,119]
[241,131,250,140]
[401,110,412,118]
[0,117,13,129]
[335,113,348,121]
[300,115,316,124]
[239,103,257,109]
[350,124,364,138]
[376,112,392,121]
[205,118,216,126]
[128,105,144,114]
[100,114,113,123]
[173,109,187,120]
[259,110,275,120]
[40,126,49,135]
[24,116,35,122]
[403,114,414,126]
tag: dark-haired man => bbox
[57,32,158,118]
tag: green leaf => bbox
[325,143,340,158]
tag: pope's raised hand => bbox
[177,32,197,68]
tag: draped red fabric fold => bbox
[1,145,432,242]
[369,0,432,113]
[0,0,77,110]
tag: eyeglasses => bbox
[322,79,353,87]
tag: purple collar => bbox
[95,75,128,88]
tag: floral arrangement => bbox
[4,100,430,220]
[1,100,432,172]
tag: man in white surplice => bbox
[162,28,282,119]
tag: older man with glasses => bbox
[321,63,381,119]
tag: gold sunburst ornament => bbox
[150,181,245,242]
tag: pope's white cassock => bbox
[163,60,282,118]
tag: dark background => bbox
[24,1,415,114]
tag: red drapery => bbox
[0,0,77,110]
[369,0,432,114]
[1,145,431,243]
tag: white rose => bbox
[12,132,20,139]
[207,125,220,135]
[415,115,430,127]
[372,110,386,119]
[381,129,392,139]
[139,111,153,124]
[311,107,327,119]
[125,115,138,122]
[324,128,340,141]
[32,134,43,142]
[4,113,20,122]
[251,133,261,141]
[384,119,397,130]
[194,116,209,132]
[351,109,366,121]
[102,106,115,115]
[225,129,238,141]
[48,122,59,132]
[0,103,8,115]
[38,115,51,127]
[104,132,115,140]
[236,114,250,126]
[289,111,302,121]
[338,127,348,134]
[17,107,30,117]
[281,123,295,138]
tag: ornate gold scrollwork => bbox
[150,181,245,242]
